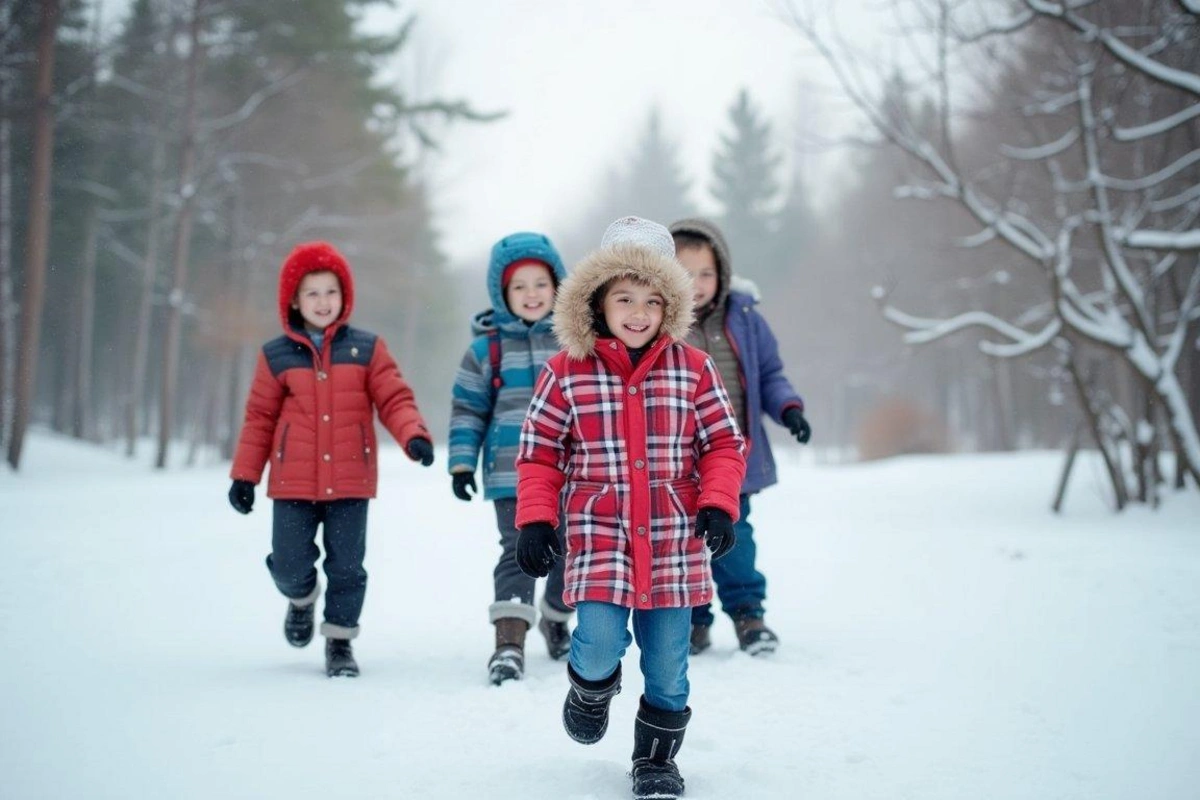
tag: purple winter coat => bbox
[723,289,804,495]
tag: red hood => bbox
[277,241,356,335]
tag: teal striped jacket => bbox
[448,232,567,500]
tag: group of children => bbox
[227,216,811,799]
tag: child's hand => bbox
[516,522,562,578]
[695,507,736,560]
[406,437,435,466]
[782,408,812,445]
[451,471,477,501]
[228,480,255,514]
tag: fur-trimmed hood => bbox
[553,243,694,360]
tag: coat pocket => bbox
[275,423,291,462]
[565,481,616,518]
[359,422,371,467]
[663,480,699,519]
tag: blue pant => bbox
[569,601,691,712]
[267,499,368,630]
[691,494,766,627]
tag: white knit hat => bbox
[600,216,676,259]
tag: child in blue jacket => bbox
[448,231,572,684]
[669,218,813,656]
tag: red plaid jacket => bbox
[516,335,746,610]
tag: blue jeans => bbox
[569,601,691,712]
[267,499,368,630]
[691,494,766,627]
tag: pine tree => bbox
[559,105,695,262]
[710,88,781,281]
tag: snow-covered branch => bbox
[1114,103,1200,142]
[1022,0,1200,96]
[1122,229,1200,251]
[999,128,1079,160]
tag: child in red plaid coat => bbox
[515,216,746,800]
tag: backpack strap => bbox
[488,328,503,394]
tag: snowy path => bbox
[3,433,1198,799]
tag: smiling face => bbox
[676,243,719,310]
[504,263,556,323]
[292,270,343,332]
[601,277,665,349]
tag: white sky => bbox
[383,0,858,266]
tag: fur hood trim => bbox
[553,244,694,360]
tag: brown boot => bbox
[689,623,711,655]
[488,617,528,685]
[733,615,779,656]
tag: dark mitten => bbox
[695,507,736,560]
[406,437,435,466]
[228,479,255,515]
[451,471,477,501]
[516,522,562,578]
[782,407,812,445]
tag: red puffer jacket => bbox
[230,242,430,500]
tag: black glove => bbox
[782,407,812,445]
[228,479,255,515]
[695,507,736,560]
[406,437,434,466]
[451,471,477,501]
[515,522,562,578]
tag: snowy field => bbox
[2,431,1199,800]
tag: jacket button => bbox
[637,526,646,535]
[639,593,648,603]
[323,453,331,462]
[322,414,330,422]
[325,488,333,495]
[628,386,638,395]
[317,371,328,381]
[634,459,644,469]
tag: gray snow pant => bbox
[490,497,570,626]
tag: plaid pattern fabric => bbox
[517,337,746,609]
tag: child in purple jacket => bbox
[669,217,812,656]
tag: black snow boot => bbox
[325,638,359,677]
[538,615,572,661]
[488,618,528,685]
[563,662,622,744]
[284,601,315,648]
[630,696,691,800]
[688,623,711,655]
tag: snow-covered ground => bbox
[2,432,1198,800]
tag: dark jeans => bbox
[691,494,766,627]
[267,498,368,630]
[492,498,569,623]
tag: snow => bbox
[3,432,1199,800]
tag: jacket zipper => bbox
[360,422,371,467]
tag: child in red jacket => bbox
[228,241,434,678]
[515,217,746,800]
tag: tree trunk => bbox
[126,131,167,457]
[73,205,99,440]
[0,32,13,448]
[1066,354,1128,511]
[155,0,205,470]
[7,0,60,470]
